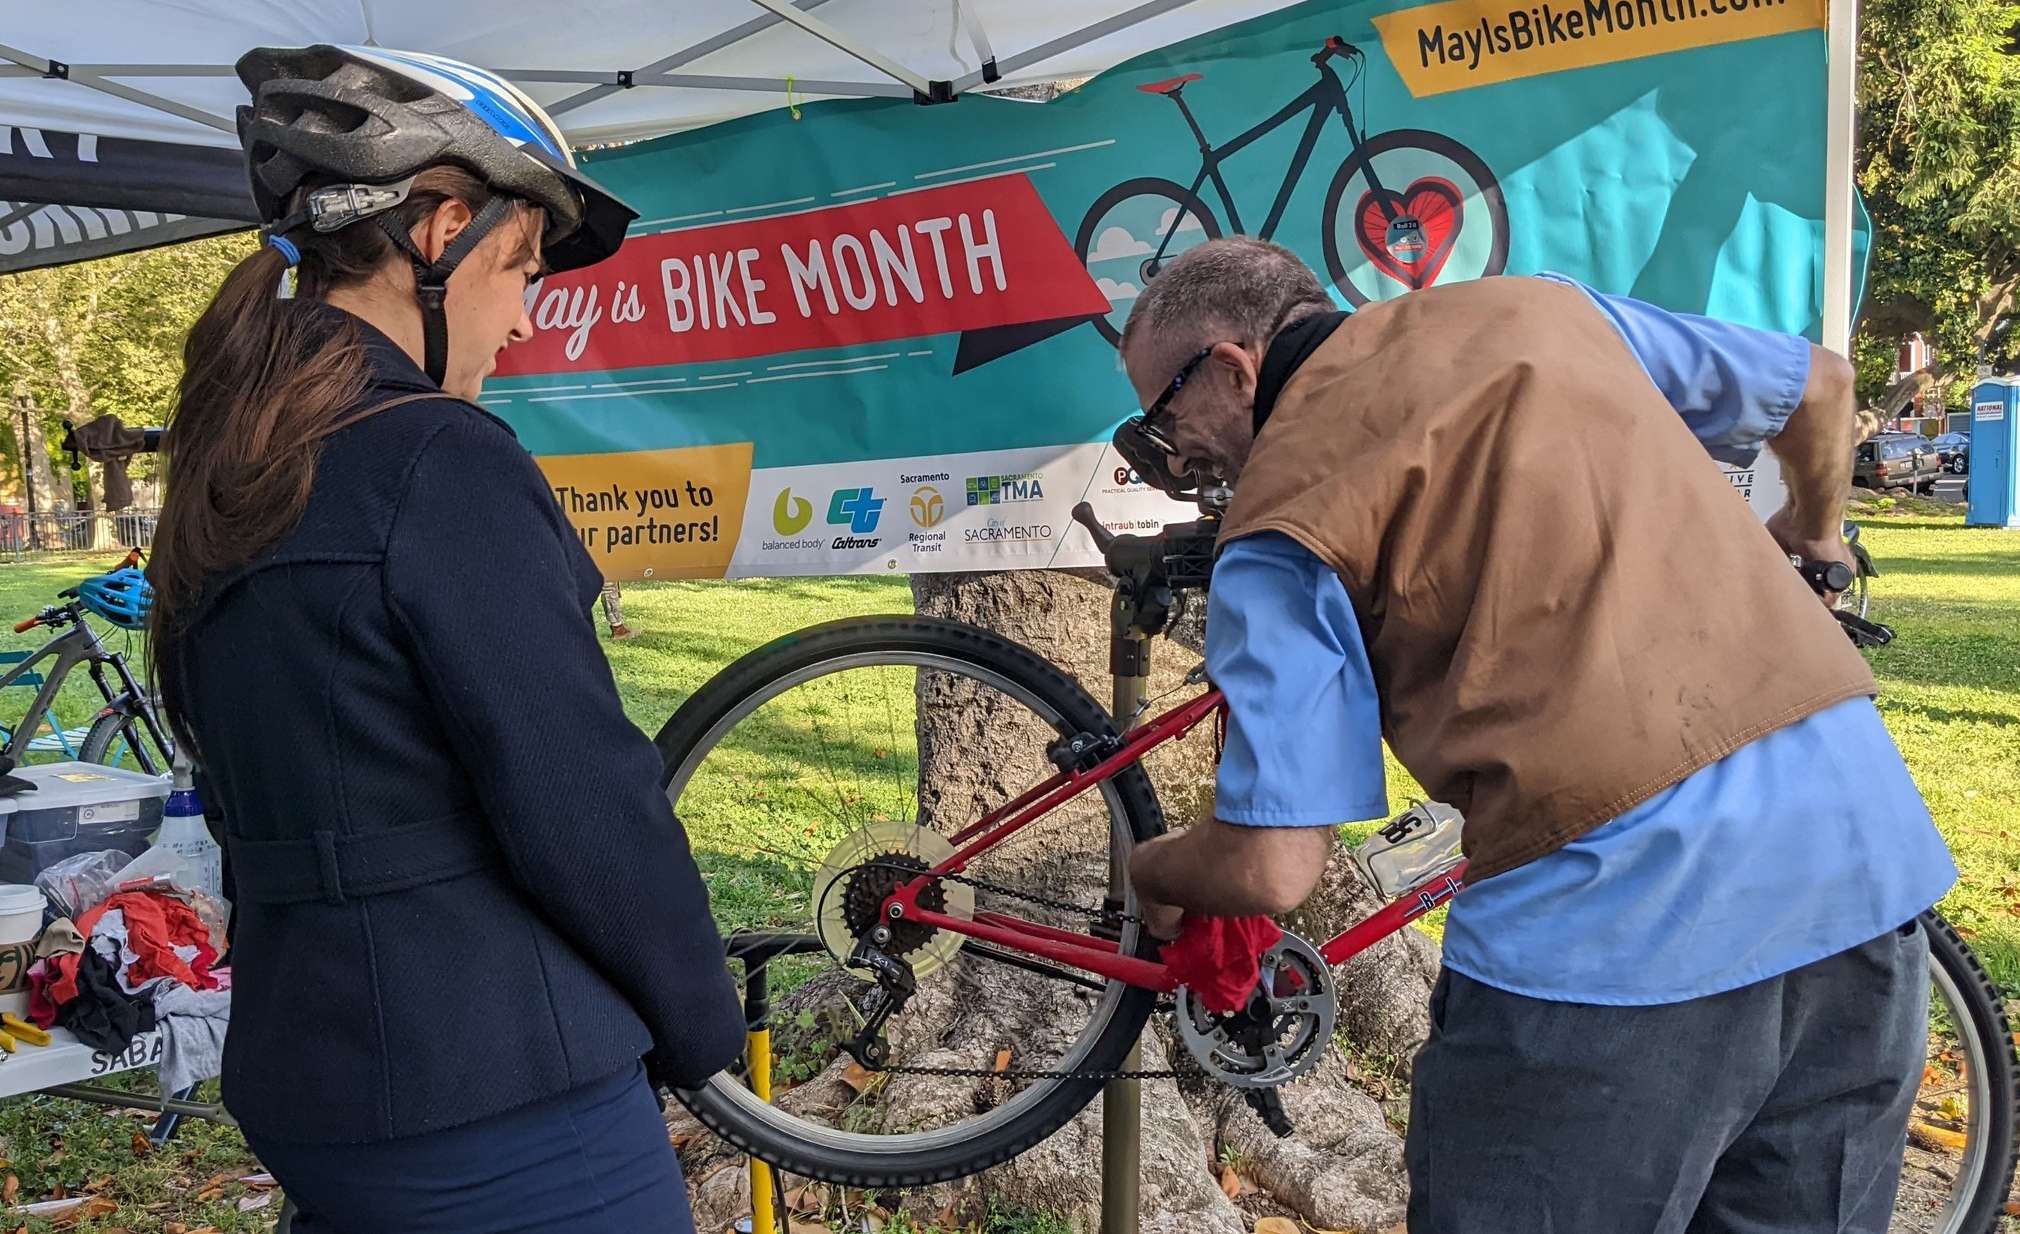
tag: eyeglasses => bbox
[1137,345,1217,455]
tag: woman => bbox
[148,45,743,1233]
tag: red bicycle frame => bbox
[881,686,1466,992]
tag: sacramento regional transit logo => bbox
[910,487,945,528]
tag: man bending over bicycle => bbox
[1118,237,1954,1233]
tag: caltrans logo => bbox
[772,487,813,535]
[910,486,945,528]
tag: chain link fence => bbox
[0,509,159,561]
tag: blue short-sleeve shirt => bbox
[1205,275,1955,1004]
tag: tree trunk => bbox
[894,569,1427,1232]
[9,390,67,548]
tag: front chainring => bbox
[1174,931,1336,1088]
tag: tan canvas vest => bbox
[1219,276,1876,881]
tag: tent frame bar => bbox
[740,0,940,98]
[0,42,234,133]
[957,0,1201,90]
[542,0,835,117]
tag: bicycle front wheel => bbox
[1893,909,2020,1233]
[659,616,1165,1188]
[79,707,173,775]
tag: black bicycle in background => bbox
[1076,36,1511,343]
[0,550,172,775]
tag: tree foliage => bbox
[1855,0,2020,408]
[0,233,251,505]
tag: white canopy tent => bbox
[0,0,1858,353]
[0,1,1305,149]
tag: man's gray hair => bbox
[1118,236,1335,372]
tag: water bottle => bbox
[154,752,224,903]
[1352,801,1465,900]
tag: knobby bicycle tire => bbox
[657,616,1166,1187]
[1920,908,2020,1234]
[79,709,171,775]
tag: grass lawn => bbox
[0,511,2003,1232]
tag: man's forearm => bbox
[1768,345,1859,542]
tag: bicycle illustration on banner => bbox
[1076,36,1511,342]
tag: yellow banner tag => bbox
[1371,0,1825,96]
[535,443,754,581]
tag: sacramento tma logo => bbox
[910,486,945,528]
[772,488,814,535]
[965,473,1045,506]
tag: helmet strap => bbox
[374,196,515,387]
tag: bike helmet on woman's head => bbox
[77,567,153,631]
[235,44,636,381]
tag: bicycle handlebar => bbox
[1312,36,1360,65]
[11,616,38,635]
[1072,503,1218,592]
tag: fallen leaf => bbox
[3,1174,19,1205]
[165,1223,186,1234]
[1253,1219,1302,1234]
[241,1174,277,1189]
[236,1193,272,1212]
[839,1062,874,1093]
[993,1050,1012,1073]
[669,1133,695,1149]
[2005,1200,2020,1216]
[130,1132,151,1156]
[81,1175,114,1195]
[1909,1120,1969,1152]
[50,1181,66,1200]
[1219,1165,1241,1200]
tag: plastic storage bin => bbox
[0,762,169,887]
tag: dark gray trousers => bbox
[1406,920,1928,1234]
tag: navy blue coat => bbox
[175,309,743,1145]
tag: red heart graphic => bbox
[1354,177,1465,290]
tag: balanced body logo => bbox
[965,472,1045,506]
[772,487,814,535]
[827,487,886,549]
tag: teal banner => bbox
[484,0,1846,579]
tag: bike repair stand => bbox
[730,933,824,1234]
[1102,589,1155,1234]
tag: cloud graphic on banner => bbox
[1157,208,1206,236]
[1097,277,1141,302]
[1088,226,1155,262]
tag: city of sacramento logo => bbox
[910,486,945,528]
[965,473,1045,506]
[772,487,814,535]
[827,487,886,534]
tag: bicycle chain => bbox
[841,860,1187,1081]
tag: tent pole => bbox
[1821,0,1858,357]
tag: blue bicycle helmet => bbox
[76,568,153,630]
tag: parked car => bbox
[1936,433,1970,474]
[1853,434,1943,491]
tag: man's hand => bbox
[1128,817,1334,940]
[1765,504,1854,608]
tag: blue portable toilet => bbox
[1968,378,2019,528]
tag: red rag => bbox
[1159,915,1284,1014]
[95,892,219,992]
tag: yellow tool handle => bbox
[1,1015,49,1047]
[0,1028,17,1053]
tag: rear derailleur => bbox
[840,930,916,1070]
